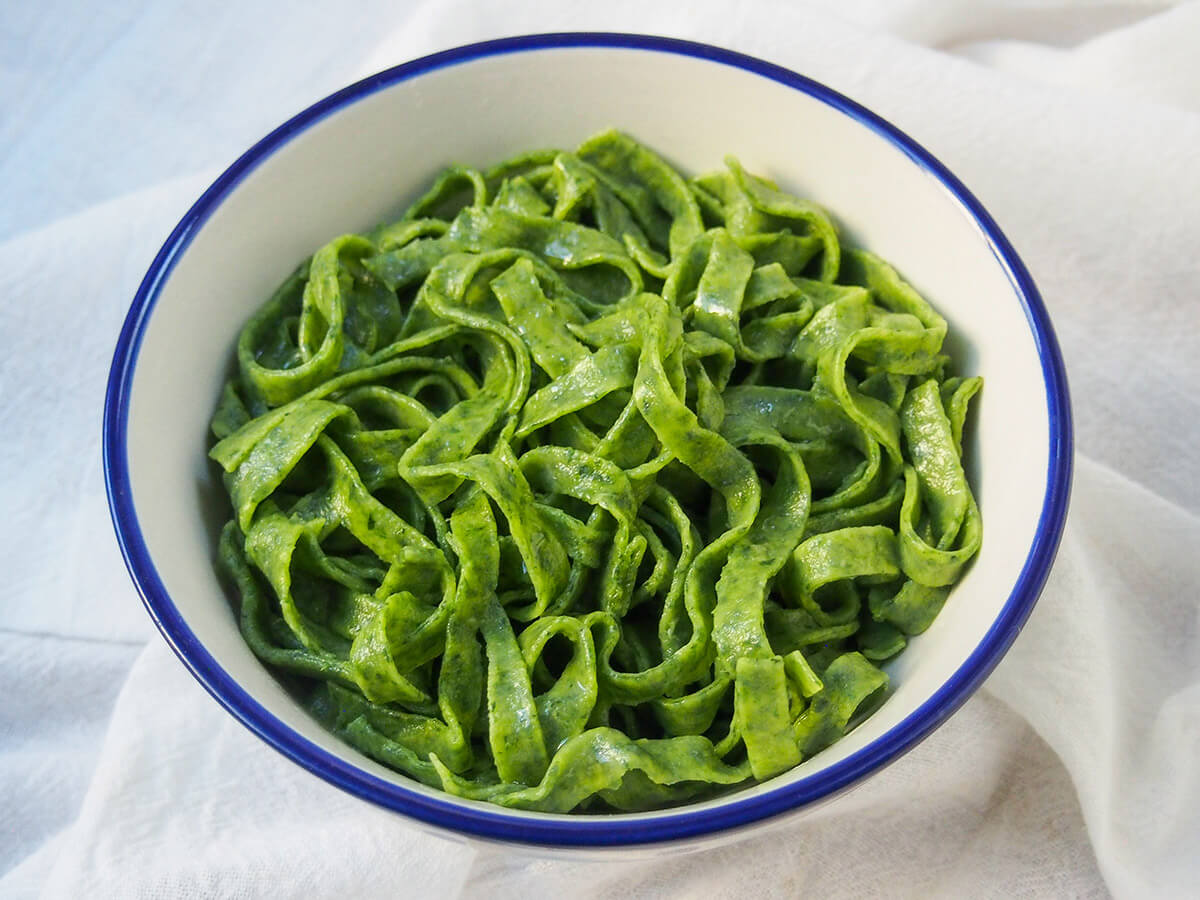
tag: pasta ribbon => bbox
[212,131,982,812]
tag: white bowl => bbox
[104,33,1072,851]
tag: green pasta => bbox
[210,130,982,812]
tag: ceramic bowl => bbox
[104,33,1072,851]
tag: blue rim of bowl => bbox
[103,32,1072,847]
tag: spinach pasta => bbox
[210,130,982,812]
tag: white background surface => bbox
[2,1,1198,897]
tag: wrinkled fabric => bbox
[2,1,1197,897]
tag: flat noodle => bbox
[211,130,982,812]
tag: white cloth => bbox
[2,1,1198,896]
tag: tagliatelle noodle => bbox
[210,130,982,812]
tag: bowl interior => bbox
[117,40,1054,842]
